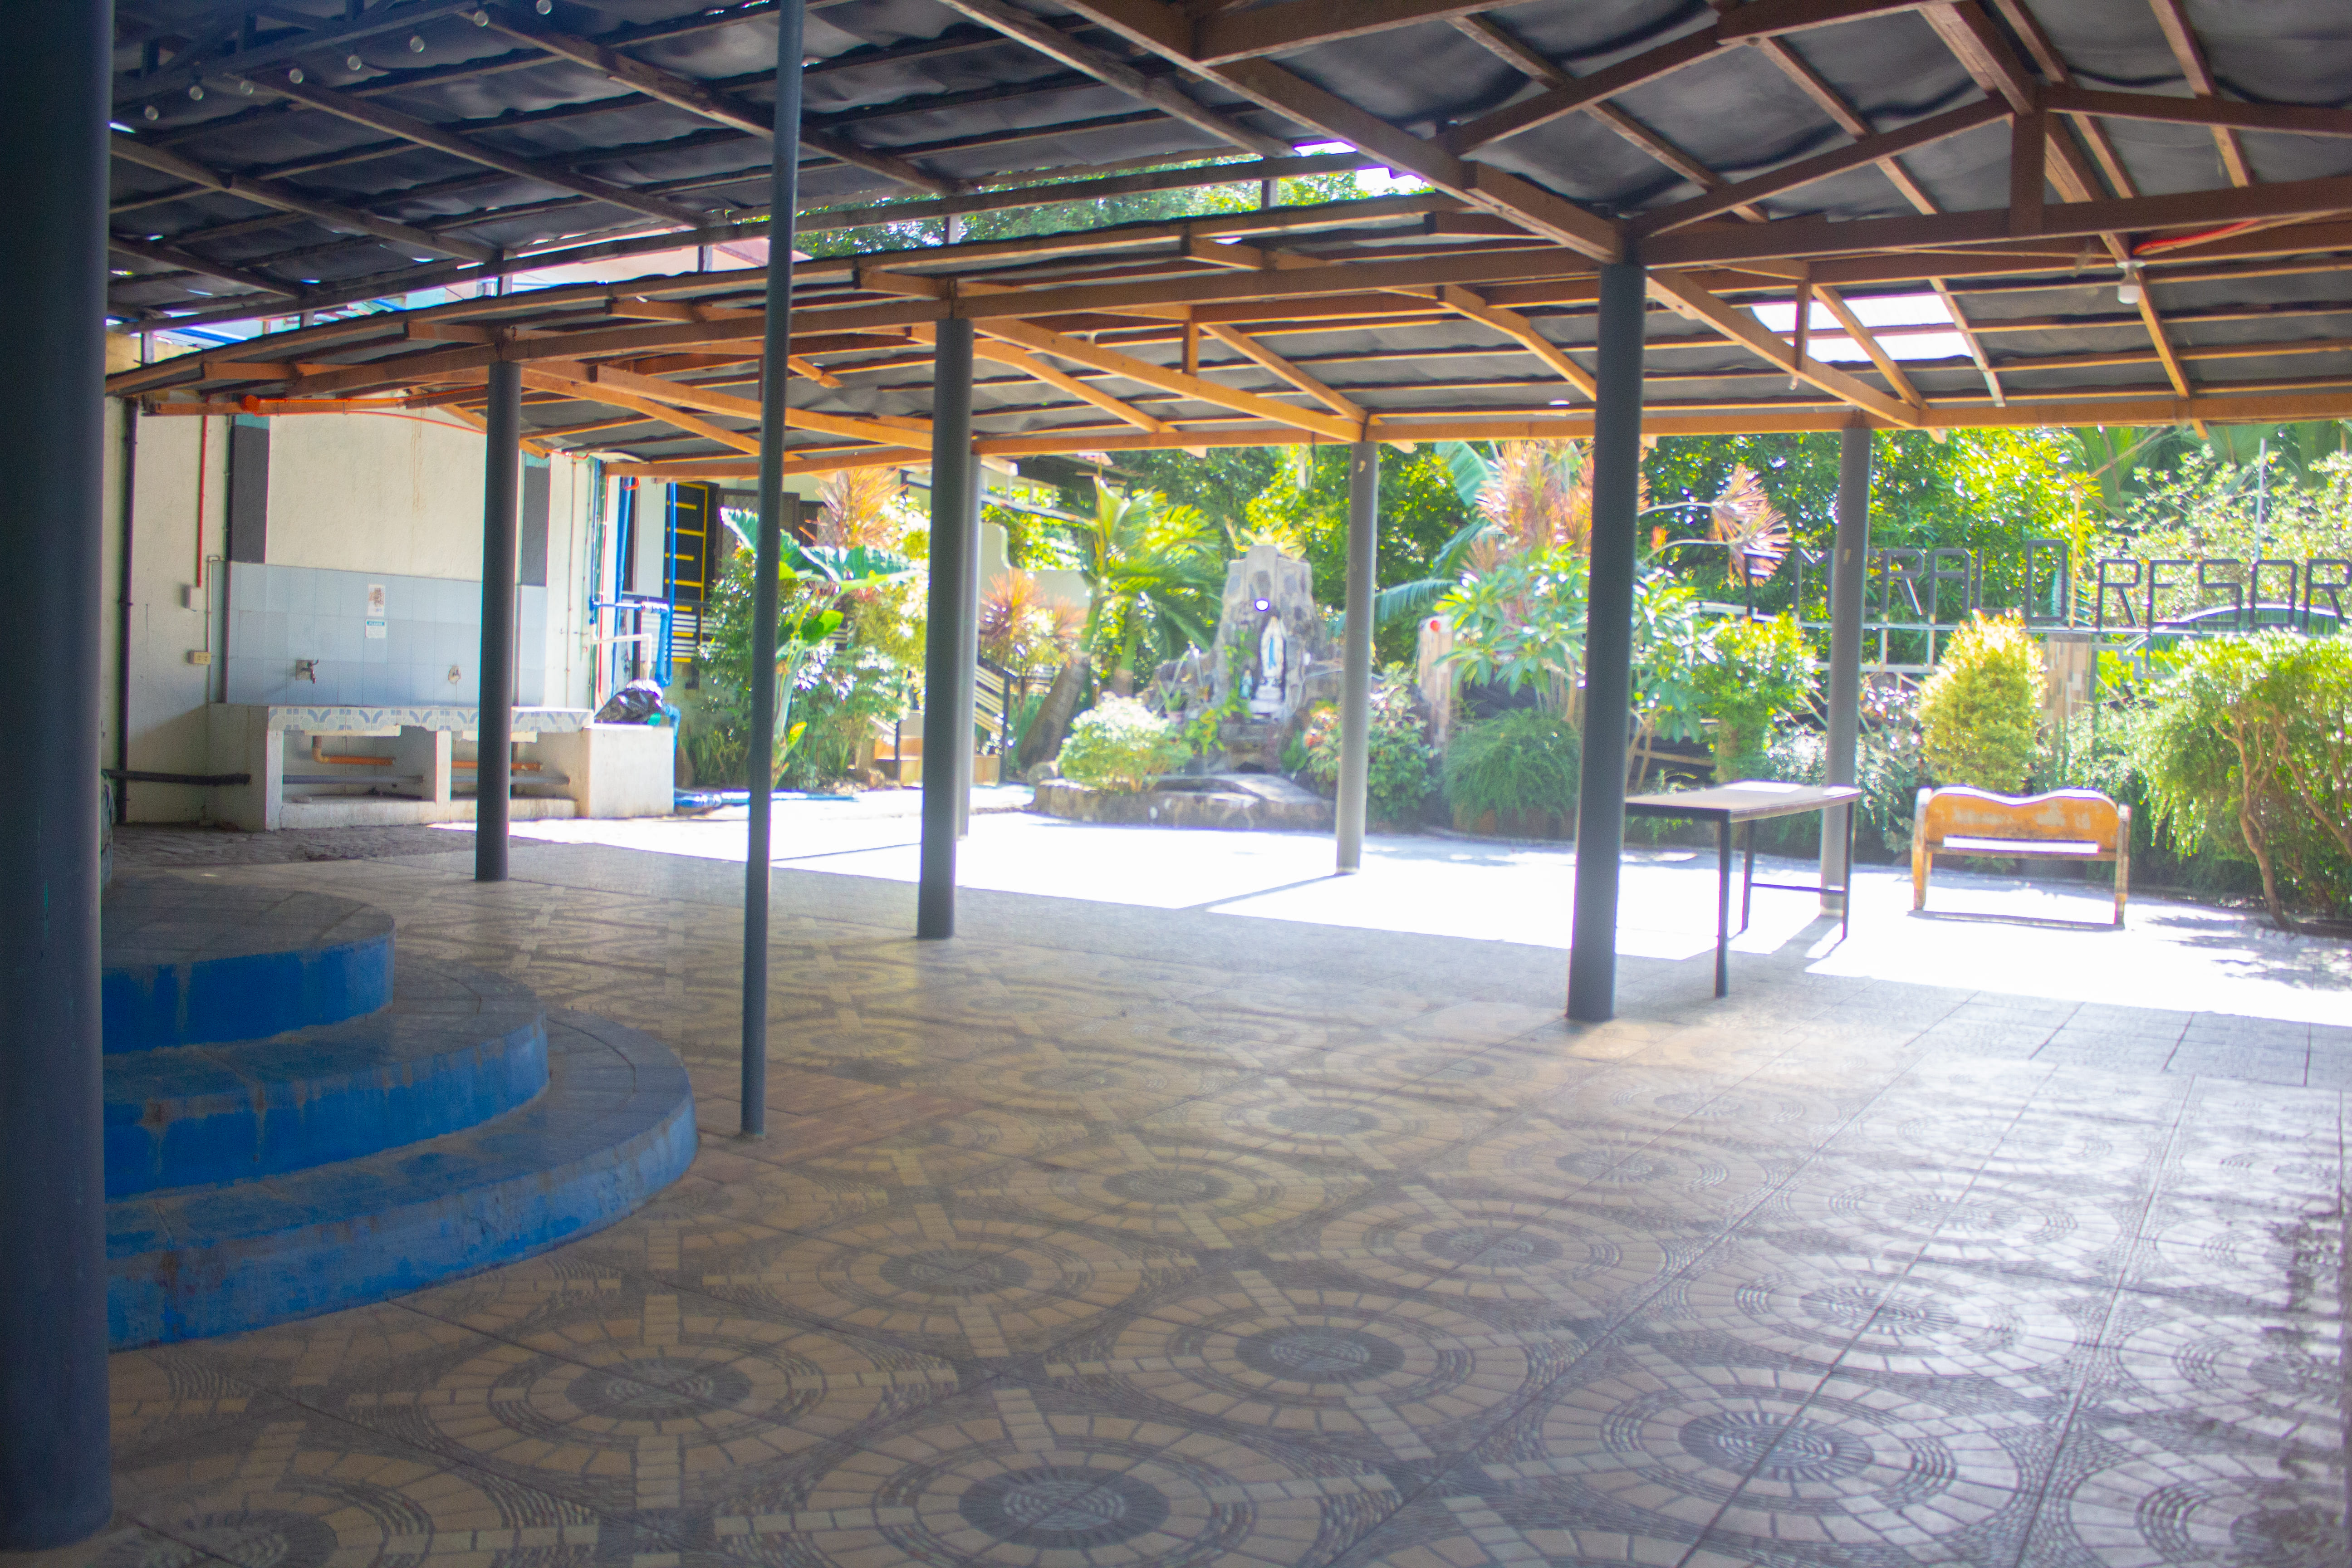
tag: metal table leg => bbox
[1740,819,1756,932]
[1715,816,1733,997]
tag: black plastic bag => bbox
[594,679,666,724]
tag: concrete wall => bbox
[103,402,601,823]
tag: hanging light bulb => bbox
[187,83,204,101]
[409,34,426,52]
[346,52,364,70]
[288,66,304,83]
[472,9,490,24]
[2116,263,2143,306]
[143,103,160,120]
[536,0,553,13]
[236,78,255,95]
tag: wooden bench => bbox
[1912,786,2130,926]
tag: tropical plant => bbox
[1443,707,1580,831]
[2131,632,2352,926]
[1690,613,1816,781]
[1706,465,1790,585]
[695,536,918,786]
[1057,482,1224,681]
[979,570,1083,671]
[1434,547,1590,716]
[1058,697,1189,793]
[1916,613,2045,793]
[1305,668,1436,825]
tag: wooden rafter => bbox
[1649,271,1922,427]
[1200,323,1366,424]
[1811,285,1925,414]
[1632,97,2009,235]
[239,70,713,229]
[2145,0,2254,186]
[966,337,1174,434]
[517,369,755,453]
[1055,0,1622,260]
[110,133,496,263]
[480,5,958,195]
[935,0,1294,159]
[980,318,1362,441]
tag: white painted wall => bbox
[103,401,602,822]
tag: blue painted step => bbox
[103,957,548,1199]
[108,1010,696,1348]
[103,879,393,1053]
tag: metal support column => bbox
[1567,260,1648,1023]
[956,468,982,836]
[0,0,112,1543]
[918,320,975,939]
[1336,442,1378,872]
[1821,424,1873,911]
[475,360,520,882]
[740,0,805,1133]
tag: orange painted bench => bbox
[1912,786,2130,926]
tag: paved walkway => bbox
[38,813,2347,1567]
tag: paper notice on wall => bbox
[366,583,387,617]
[365,618,388,639]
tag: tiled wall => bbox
[225,564,545,707]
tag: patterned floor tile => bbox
[2031,1424,2346,1567]
[1326,1491,1743,1568]
[709,1381,1401,1567]
[1475,1345,2038,1553]
[1137,1080,1497,1174]
[961,1133,1357,1249]
[690,1211,1181,1361]
[1044,1274,1573,1466]
[1263,1184,1675,1323]
[1430,1114,1787,1217]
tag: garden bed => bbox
[1031,773,1334,832]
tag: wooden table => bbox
[1620,782,1864,997]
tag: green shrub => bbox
[2129,632,2352,926]
[1444,708,1580,829]
[1690,613,1814,781]
[1058,697,1188,793]
[1916,613,2044,793]
[1308,670,1436,825]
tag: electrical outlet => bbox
[186,650,212,666]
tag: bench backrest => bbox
[1917,786,2122,853]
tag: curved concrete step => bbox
[107,1010,696,1348]
[103,877,394,1053]
[103,957,548,1199]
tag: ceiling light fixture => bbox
[409,34,426,52]
[236,78,255,95]
[142,104,159,120]
[288,66,304,83]
[536,0,554,12]
[346,53,364,70]
[2117,263,2143,306]
[187,83,203,100]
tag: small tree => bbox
[1916,613,2045,793]
[1690,613,1815,781]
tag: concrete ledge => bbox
[1032,773,1335,832]
[103,957,548,1198]
[106,1010,695,1348]
[102,879,394,1054]
[277,796,578,828]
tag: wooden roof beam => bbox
[110,132,497,264]
[480,5,960,195]
[1200,323,1366,422]
[1649,271,1923,426]
[107,234,297,302]
[1811,284,1927,415]
[935,0,1294,159]
[2146,0,2254,186]
[963,335,1175,434]
[1055,0,1622,260]
[237,69,714,229]
[1633,97,2009,235]
[980,317,1362,441]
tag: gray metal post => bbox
[1567,260,1648,1023]
[1821,423,1873,910]
[475,359,520,882]
[918,321,976,938]
[957,467,982,836]
[0,0,112,1543]
[741,0,805,1134]
[1336,442,1379,872]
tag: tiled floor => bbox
[34,830,2348,1567]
